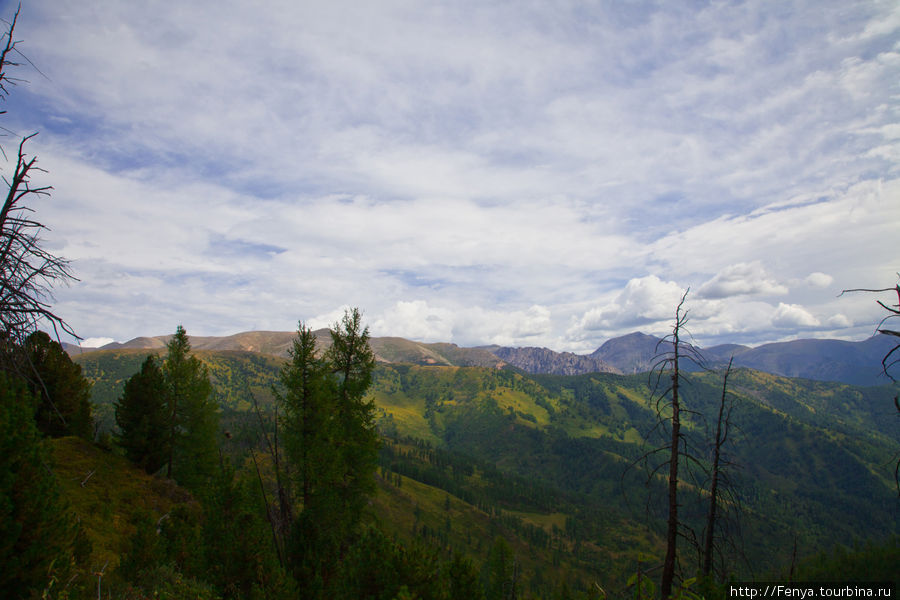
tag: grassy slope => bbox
[50,437,192,574]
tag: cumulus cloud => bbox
[574,276,686,334]
[697,262,788,299]
[772,303,821,328]
[371,301,454,342]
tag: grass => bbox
[51,437,191,573]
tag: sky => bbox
[3,0,899,352]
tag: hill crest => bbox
[65,329,897,386]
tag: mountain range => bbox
[65,329,898,387]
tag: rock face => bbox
[489,346,620,376]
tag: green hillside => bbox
[72,349,900,593]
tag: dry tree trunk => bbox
[703,356,734,577]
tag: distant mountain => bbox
[589,332,662,374]
[592,332,895,386]
[729,335,896,386]
[67,330,505,368]
[485,345,620,376]
[64,328,898,386]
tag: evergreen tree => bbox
[0,373,75,597]
[200,462,294,599]
[162,325,218,490]
[115,355,168,474]
[278,309,379,595]
[24,330,93,439]
[447,552,485,600]
[277,323,334,510]
[482,536,518,600]
[324,307,379,525]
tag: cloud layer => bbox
[6,0,899,352]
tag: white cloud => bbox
[372,300,553,348]
[371,301,454,342]
[827,313,852,328]
[573,276,686,334]
[5,1,897,351]
[772,303,821,329]
[697,262,788,299]
[805,272,834,288]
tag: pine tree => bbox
[115,355,168,474]
[24,330,93,439]
[162,325,218,490]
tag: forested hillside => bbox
[70,344,900,595]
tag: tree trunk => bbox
[703,357,733,577]
[660,323,681,598]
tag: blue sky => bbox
[4,0,899,352]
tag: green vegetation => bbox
[161,325,219,490]
[57,340,900,597]
[275,312,382,597]
[0,310,893,598]
[25,330,93,440]
[115,355,169,473]
[0,375,85,598]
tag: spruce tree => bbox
[115,355,168,474]
[162,325,218,490]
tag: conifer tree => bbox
[325,307,379,526]
[277,309,379,594]
[162,325,218,490]
[115,355,168,474]
[24,330,92,439]
[482,536,518,600]
[0,373,75,597]
[277,323,334,510]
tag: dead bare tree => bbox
[628,290,707,597]
[0,5,78,360]
[657,291,691,597]
[701,356,746,580]
[841,278,900,495]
